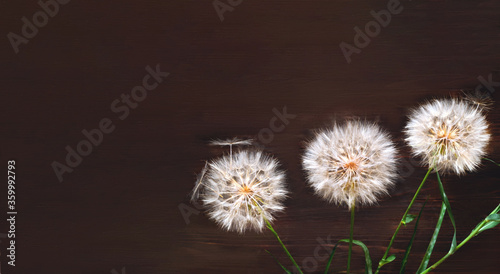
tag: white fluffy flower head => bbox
[192,150,288,234]
[302,120,398,209]
[405,98,490,174]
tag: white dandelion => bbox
[302,120,398,273]
[191,150,288,234]
[405,98,490,174]
[302,120,398,209]
[192,142,302,272]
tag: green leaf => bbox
[478,220,500,233]
[479,221,500,232]
[403,214,417,226]
[377,254,396,271]
[478,212,500,233]
[265,250,292,274]
[417,204,500,274]
[324,242,340,274]
[379,254,396,266]
[339,239,372,274]
[485,214,500,222]
[470,207,500,235]
[400,200,427,274]
[417,202,446,273]
[435,172,457,252]
[490,203,500,215]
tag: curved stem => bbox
[418,234,471,274]
[265,219,303,274]
[347,203,355,274]
[483,157,500,166]
[419,203,500,274]
[375,167,433,274]
[417,202,446,272]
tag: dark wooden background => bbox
[1,0,499,273]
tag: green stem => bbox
[420,204,500,274]
[483,157,500,166]
[265,219,303,274]
[435,171,457,252]
[417,202,446,273]
[375,167,433,274]
[347,203,355,274]
[324,242,339,274]
[419,234,471,274]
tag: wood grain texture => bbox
[1,0,499,273]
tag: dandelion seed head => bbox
[192,150,287,234]
[405,98,490,174]
[302,120,398,209]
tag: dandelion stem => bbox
[419,203,500,274]
[347,203,355,274]
[265,218,303,274]
[375,167,433,274]
[483,157,500,167]
[418,236,469,274]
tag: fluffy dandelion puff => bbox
[191,150,288,233]
[302,121,398,209]
[405,98,490,174]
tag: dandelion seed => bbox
[405,98,490,174]
[209,138,254,147]
[191,150,288,233]
[461,89,493,111]
[210,138,254,167]
[302,120,398,209]
[190,161,208,202]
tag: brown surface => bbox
[1,0,499,273]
